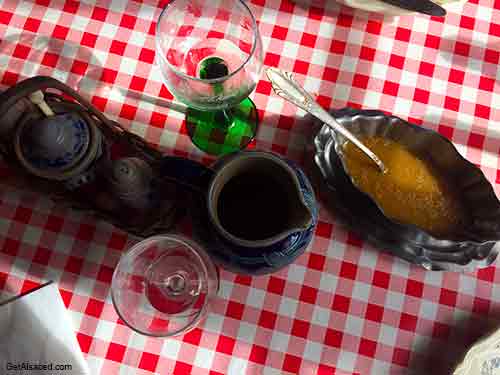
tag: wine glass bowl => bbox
[156,0,263,155]
[111,235,219,337]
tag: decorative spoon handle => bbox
[266,68,387,173]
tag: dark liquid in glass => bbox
[199,57,229,79]
[217,172,290,241]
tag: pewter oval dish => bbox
[313,108,500,271]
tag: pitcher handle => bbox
[157,156,214,195]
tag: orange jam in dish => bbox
[343,137,465,237]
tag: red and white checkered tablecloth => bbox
[1,0,500,374]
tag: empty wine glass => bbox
[111,235,219,337]
[156,0,263,155]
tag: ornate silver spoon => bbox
[266,68,387,173]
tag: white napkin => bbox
[0,282,89,375]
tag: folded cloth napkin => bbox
[0,282,89,375]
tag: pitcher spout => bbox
[287,193,314,233]
[208,151,317,249]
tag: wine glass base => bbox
[186,98,259,155]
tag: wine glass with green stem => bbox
[155,0,263,155]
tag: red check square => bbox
[395,27,411,42]
[405,280,424,298]
[475,104,491,119]
[106,343,126,363]
[173,362,192,375]
[13,45,30,60]
[21,280,41,294]
[1,71,19,85]
[139,48,155,64]
[150,112,167,128]
[85,299,104,318]
[316,221,333,238]
[293,60,309,75]
[267,276,286,295]
[91,6,108,21]
[291,319,310,339]
[258,310,277,330]
[97,265,114,283]
[33,247,51,266]
[0,10,13,25]
[120,14,137,29]
[282,354,302,373]
[392,348,410,366]
[485,48,500,64]
[373,271,391,289]
[226,301,245,320]
[399,313,418,331]
[52,25,69,39]
[337,14,353,28]
[425,35,441,49]
[340,261,357,280]
[359,339,377,357]
[110,41,127,55]
[332,294,350,313]
[120,104,138,120]
[138,352,159,372]
[389,54,405,69]
[468,133,485,149]
[63,0,79,14]
[432,322,451,339]
[24,17,41,32]
[324,328,343,347]
[473,297,490,315]
[477,267,495,282]
[460,15,475,29]
[130,76,147,92]
[249,345,268,364]
[183,328,202,346]
[330,40,346,54]
[13,206,32,223]
[299,285,318,305]
[352,74,369,90]
[65,256,84,274]
[301,32,317,48]
[216,335,236,355]
[307,253,326,271]
[81,32,98,48]
[71,60,89,75]
[77,333,93,354]
[365,303,384,323]
[383,81,399,96]
[3,238,20,256]
[448,69,465,84]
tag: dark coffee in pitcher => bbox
[217,171,291,241]
[207,152,314,254]
[160,151,317,274]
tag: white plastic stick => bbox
[29,90,55,117]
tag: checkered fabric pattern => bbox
[1,0,500,374]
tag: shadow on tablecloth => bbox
[423,112,500,151]
[0,32,104,90]
[408,311,500,374]
[438,33,500,81]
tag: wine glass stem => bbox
[214,108,233,130]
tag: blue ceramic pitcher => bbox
[160,151,318,275]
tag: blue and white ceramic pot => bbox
[160,151,318,275]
